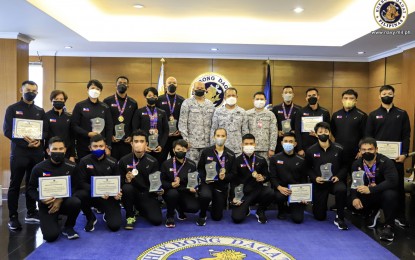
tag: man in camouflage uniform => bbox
[247,91,278,163]
[178,81,215,164]
[210,88,248,156]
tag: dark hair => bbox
[131,129,148,143]
[242,133,256,142]
[90,134,105,145]
[358,137,377,149]
[225,87,238,95]
[253,91,266,99]
[48,136,65,148]
[87,79,103,90]
[214,128,227,136]
[282,85,293,91]
[341,89,358,98]
[314,122,331,133]
[143,87,158,97]
[282,132,296,140]
[306,88,319,95]
[50,90,68,102]
[173,139,188,149]
[21,80,38,88]
[116,76,129,84]
[379,85,395,93]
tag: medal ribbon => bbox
[214,150,226,168]
[242,154,256,173]
[363,162,376,184]
[146,106,158,130]
[132,155,140,169]
[173,157,186,178]
[282,102,294,120]
[115,94,128,118]
[167,94,177,117]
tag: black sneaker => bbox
[196,217,207,226]
[84,215,97,232]
[25,211,40,223]
[8,216,22,231]
[395,217,409,228]
[165,218,175,228]
[379,225,394,242]
[366,210,381,229]
[255,210,267,224]
[329,205,337,211]
[176,210,187,220]
[277,211,287,220]
[334,217,349,230]
[62,227,80,240]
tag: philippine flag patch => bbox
[86,164,94,169]
[376,115,383,119]
[127,164,133,169]
[277,160,284,165]
[83,108,90,112]
[50,119,57,123]
[240,164,247,167]
[278,110,283,114]
[16,111,23,115]
[162,101,168,105]
[142,113,148,115]
[303,113,309,116]
[111,104,118,107]
[313,153,320,158]
[337,115,342,119]
[43,172,51,177]
[207,156,214,160]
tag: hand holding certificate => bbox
[13,118,43,139]
[39,176,71,200]
[288,183,312,203]
[377,141,401,159]
[91,176,120,197]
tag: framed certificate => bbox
[377,141,401,159]
[91,176,120,197]
[301,116,323,133]
[288,183,312,203]
[12,118,43,139]
[39,176,71,200]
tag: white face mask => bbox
[215,138,226,146]
[254,100,266,109]
[226,97,237,106]
[282,93,293,102]
[243,145,255,156]
[88,89,101,99]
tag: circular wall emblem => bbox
[189,73,232,107]
[137,236,295,260]
[374,0,408,29]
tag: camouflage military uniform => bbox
[210,105,248,155]
[178,96,215,164]
[246,108,278,163]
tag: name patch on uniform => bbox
[313,153,320,157]
[277,160,284,165]
[207,156,214,160]
[42,172,51,177]
[83,108,90,112]
[86,164,94,169]
[49,119,57,123]
[376,115,383,119]
[337,115,342,119]
[16,111,23,115]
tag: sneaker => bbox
[196,217,207,226]
[277,211,287,220]
[379,225,394,242]
[25,211,40,223]
[334,217,349,230]
[395,217,409,228]
[165,218,175,228]
[366,210,381,229]
[176,210,187,220]
[84,215,97,232]
[255,210,267,224]
[8,216,22,231]
[329,205,337,211]
[125,217,136,230]
[62,227,80,240]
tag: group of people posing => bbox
[3,76,410,243]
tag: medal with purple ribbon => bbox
[214,150,226,174]
[173,157,186,178]
[243,154,257,177]
[167,94,177,121]
[146,106,158,133]
[363,162,376,185]
[115,94,128,122]
[132,155,140,176]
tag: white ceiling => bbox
[0,0,415,61]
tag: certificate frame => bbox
[91,176,120,197]
[288,183,312,203]
[39,176,71,200]
[301,116,323,133]
[376,141,401,159]
[12,118,43,139]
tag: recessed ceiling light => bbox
[293,7,304,13]
[133,4,144,9]
[64,46,72,49]
[211,48,219,51]
[357,51,365,55]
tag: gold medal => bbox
[169,115,174,121]
[220,168,226,174]
[118,115,124,122]
[252,171,258,178]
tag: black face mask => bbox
[117,84,127,94]
[53,101,65,110]
[381,96,393,105]
[50,152,65,163]
[147,97,157,105]
[168,84,177,93]
[308,96,318,105]
[24,92,37,102]
[362,152,376,162]
[318,134,329,142]
[175,151,186,159]
[194,90,205,97]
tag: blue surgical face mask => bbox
[282,143,294,153]
[92,148,105,158]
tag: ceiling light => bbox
[133,4,144,9]
[64,46,72,49]
[211,48,218,51]
[293,7,304,13]
[357,51,365,55]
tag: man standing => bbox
[365,85,411,227]
[272,86,301,153]
[156,76,185,161]
[211,88,248,156]
[296,88,330,156]
[178,81,215,164]
[247,91,278,161]
[103,76,138,160]
[3,80,45,230]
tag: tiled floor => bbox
[1,193,415,259]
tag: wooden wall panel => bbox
[212,59,269,86]
[56,57,90,83]
[42,56,56,112]
[273,61,333,87]
[385,53,402,85]
[91,57,152,84]
[333,62,369,88]
[369,59,385,87]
